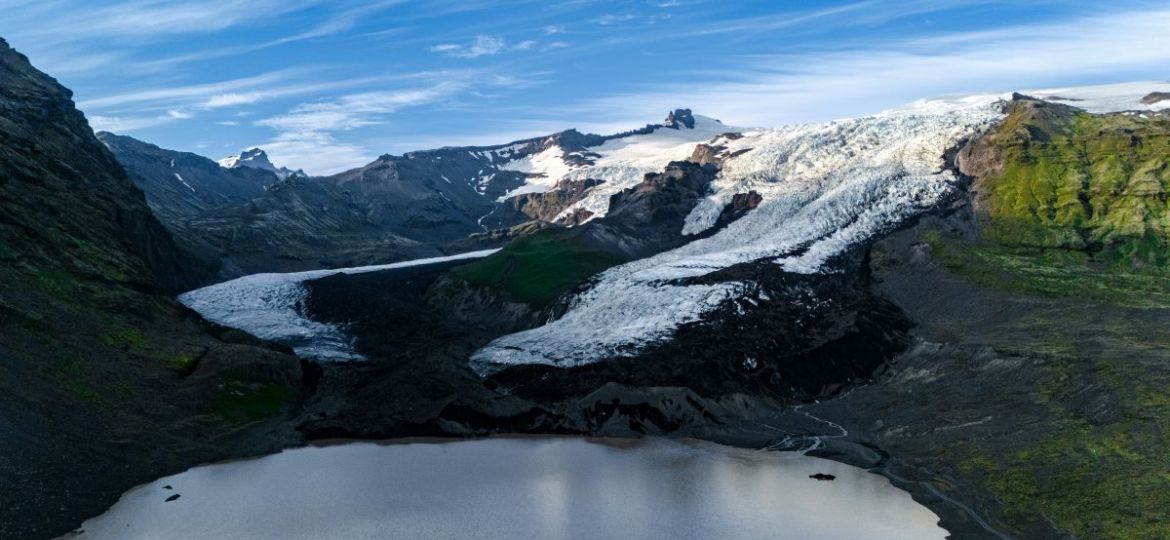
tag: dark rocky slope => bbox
[169,109,715,275]
[0,39,306,539]
[97,132,274,223]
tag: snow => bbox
[1026,81,1170,113]
[471,95,1007,372]
[495,116,737,209]
[178,250,499,361]
[219,147,305,180]
[553,115,738,220]
[496,145,576,200]
[173,173,195,192]
[473,85,1170,372]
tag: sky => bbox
[1,0,1169,175]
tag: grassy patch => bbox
[978,102,1170,269]
[452,228,626,307]
[102,328,146,350]
[981,410,1170,539]
[925,232,1170,308]
[210,378,291,423]
[166,353,197,374]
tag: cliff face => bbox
[0,39,305,539]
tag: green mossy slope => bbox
[452,228,626,308]
[953,99,1170,306]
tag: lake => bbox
[63,437,946,540]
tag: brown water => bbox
[64,437,946,540]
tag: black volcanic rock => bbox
[1141,91,1170,105]
[665,108,696,129]
[0,38,304,539]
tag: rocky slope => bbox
[0,39,308,539]
[97,132,275,223]
[164,109,732,274]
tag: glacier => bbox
[470,94,1008,372]
[472,84,1170,373]
[178,250,498,361]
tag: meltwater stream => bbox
[63,438,946,540]
[177,250,498,361]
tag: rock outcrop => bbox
[0,39,307,539]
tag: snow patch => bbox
[179,250,499,361]
[173,173,195,192]
[1026,81,1170,113]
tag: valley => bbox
[3,29,1170,540]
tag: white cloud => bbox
[7,0,323,41]
[596,13,637,25]
[258,83,467,132]
[429,35,507,59]
[563,6,1170,129]
[254,81,471,174]
[203,92,265,108]
[260,131,374,176]
[544,25,565,35]
[512,40,538,51]
[88,113,179,133]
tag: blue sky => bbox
[2,0,1168,174]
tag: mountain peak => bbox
[664,108,696,129]
[219,147,306,180]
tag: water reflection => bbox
[65,437,946,540]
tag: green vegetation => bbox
[961,358,1170,540]
[166,353,197,374]
[102,327,146,350]
[925,232,1170,308]
[928,100,1170,538]
[210,377,291,423]
[935,101,1170,308]
[452,228,626,307]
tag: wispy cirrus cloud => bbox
[562,5,1170,131]
[255,79,471,173]
[429,35,507,59]
[8,0,322,42]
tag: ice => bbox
[471,95,1006,371]
[179,250,498,361]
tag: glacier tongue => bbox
[471,94,1008,372]
[178,250,499,361]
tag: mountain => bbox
[9,23,1170,540]
[172,108,735,274]
[288,86,1170,540]
[0,39,308,539]
[218,147,306,180]
[98,132,275,222]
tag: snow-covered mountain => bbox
[219,147,306,180]
[470,82,1170,372]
